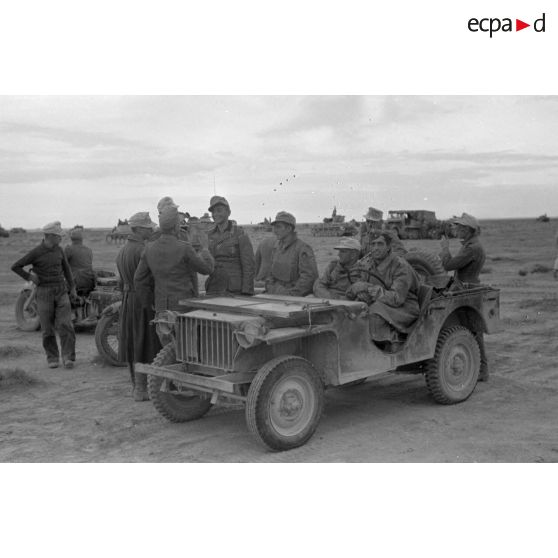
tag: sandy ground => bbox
[1,219,557,462]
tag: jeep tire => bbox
[425,326,481,404]
[148,343,212,423]
[246,355,324,451]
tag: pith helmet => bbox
[208,196,230,212]
[271,211,296,227]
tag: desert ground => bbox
[0,219,557,462]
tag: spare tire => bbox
[404,249,447,284]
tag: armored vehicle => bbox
[138,283,501,451]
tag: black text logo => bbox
[468,13,546,37]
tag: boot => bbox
[132,371,149,402]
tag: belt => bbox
[123,284,135,292]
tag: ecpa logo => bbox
[468,13,546,37]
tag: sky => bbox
[1,95,557,229]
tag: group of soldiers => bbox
[11,195,488,399]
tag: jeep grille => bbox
[176,315,239,371]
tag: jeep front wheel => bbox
[246,356,324,451]
[425,326,480,404]
[148,343,212,422]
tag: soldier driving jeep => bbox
[347,231,420,352]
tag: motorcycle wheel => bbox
[95,311,126,367]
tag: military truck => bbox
[385,210,448,240]
[137,282,501,452]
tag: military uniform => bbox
[265,233,318,297]
[313,259,361,299]
[116,232,161,365]
[134,234,214,312]
[255,236,277,282]
[355,252,420,343]
[206,220,255,295]
[440,234,486,284]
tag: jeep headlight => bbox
[234,319,267,349]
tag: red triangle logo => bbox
[516,19,530,31]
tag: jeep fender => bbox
[100,300,121,317]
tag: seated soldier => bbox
[439,212,489,381]
[64,229,96,295]
[313,237,361,299]
[347,231,420,352]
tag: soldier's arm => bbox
[289,247,319,296]
[440,244,475,272]
[239,233,255,295]
[11,247,39,281]
[184,244,215,275]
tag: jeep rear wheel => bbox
[148,343,212,423]
[246,356,324,451]
[425,326,480,404]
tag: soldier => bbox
[134,205,214,341]
[313,237,362,299]
[347,231,420,352]
[439,212,489,381]
[264,211,318,296]
[205,195,255,296]
[64,228,96,295]
[11,221,77,369]
[439,213,486,285]
[360,207,406,257]
[154,196,201,295]
[116,211,161,402]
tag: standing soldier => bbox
[134,206,214,342]
[439,212,489,381]
[64,228,96,295]
[11,221,77,369]
[116,212,161,402]
[264,211,318,296]
[205,195,255,296]
[155,196,201,296]
[360,207,406,257]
